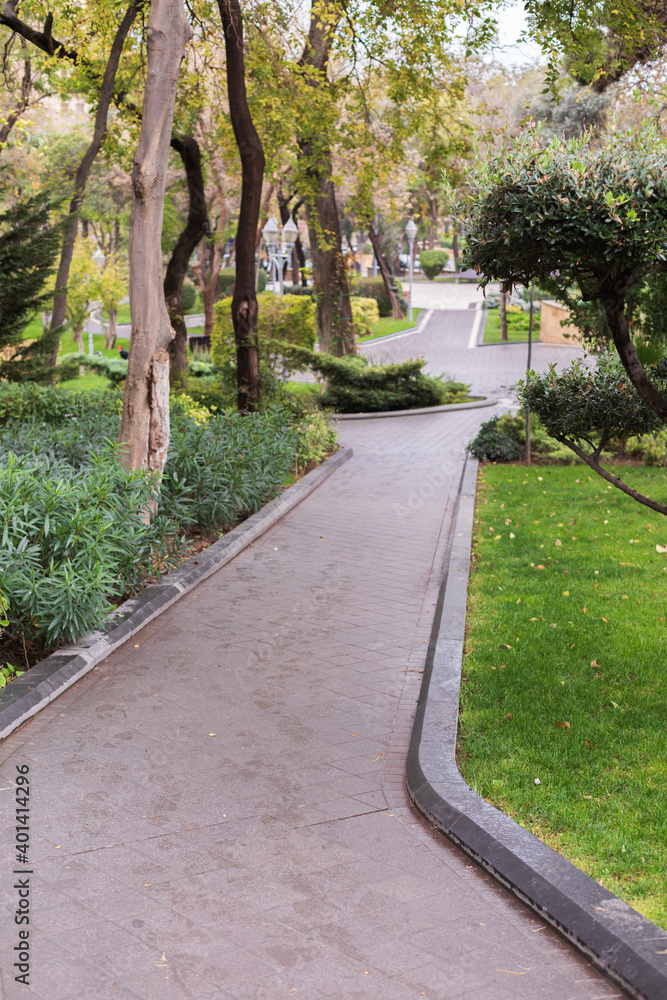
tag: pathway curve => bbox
[0,312,622,1000]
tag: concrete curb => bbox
[358,308,433,347]
[332,397,498,421]
[406,456,667,1000]
[0,446,353,743]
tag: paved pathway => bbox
[0,311,622,1000]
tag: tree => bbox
[63,237,97,353]
[93,249,129,349]
[462,128,667,511]
[296,0,356,356]
[523,0,667,93]
[117,0,193,479]
[217,0,264,412]
[164,135,208,388]
[0,2,139,363]
[0,195,70,381]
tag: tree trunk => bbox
[277,192,304,290]
[255,181,275,252]
[218,0,264,412]
[75,325,84,353]
[47,4,137,364]
[601,281,667,421]
[368,223,404,320]
[427,191,437,250]
[500,290,508,341]
[117,0,193,480]
[105,307,117,349]
[164,135,209,389]
[297,0,354,356]
[452,227,459,271]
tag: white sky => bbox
[491,2,545,67]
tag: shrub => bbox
[351,297,380,338]
[419,249,449,279]
[181,280,197,312]
[0,383,123,425]
[351,277,406,317]
[468,416,523,462]
[295,409,338,470]
[285,284,313,297]
[210,292,317,368]
[282,344,469,413]
[0,451,188,647]
[0,387,317,651]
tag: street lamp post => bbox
[262,215,299,295]
[404,218,418,321]
[262,216,280,294]
[281,215,298,289]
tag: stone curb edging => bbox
[332,397,498,421]
[0,446,353,743]
[406,456,667,1000]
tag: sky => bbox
[491,1,545,67]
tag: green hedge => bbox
[351,277,406,317]
[282,345,469,413]
[210,292,317,368]
[419,248,449,279]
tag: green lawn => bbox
[102,299,203,324]
[483,307,536,343]
[460,465,667,927]
[21,317,44,341]
[358,308,421,342]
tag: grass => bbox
[483,307,536,344]
[358,308,421,342]
[459,464,667,928]
[102,298,203,324]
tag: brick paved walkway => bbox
[0,311,623,999]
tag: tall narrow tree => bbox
[297,0,355,356]
[218,0,264,412]
[117,0,193,477]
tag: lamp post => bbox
[282,215,298,289]
[262,216,280,294]
[405,218,418,321]
[263,215,298,295]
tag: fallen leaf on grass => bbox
[621,595,629,600]
[562,590,570,596]
[555,539,562,547]
[656,544,667,554]
[555,720,571,729]
[601,617,608,622]
[585,739,594,747]
[591,659,600,668]
[583,606,587,614]
[505,713,512,720]
[611,702,619,709]
[500,643,512,648]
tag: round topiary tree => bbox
[419,248,449,279]
[462,127,667,514]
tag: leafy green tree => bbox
[93,249,128,349]
[463,128,667,512]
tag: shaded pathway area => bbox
[0,311,621,999]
